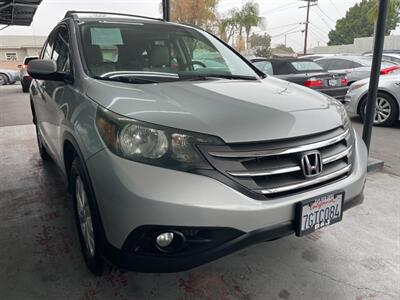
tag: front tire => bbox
[0,74,8,86]
[70,157,104,276]
[35,124,52,161]
[360,92,399,127]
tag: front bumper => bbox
[86,132,367,272]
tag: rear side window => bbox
[325,59,354,70]
[253,61,273,75]
[290,61,324,71]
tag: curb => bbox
[367,158,385,173]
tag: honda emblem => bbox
[301,150,323,178]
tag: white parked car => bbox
[345,74,400,126]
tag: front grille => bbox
[198,126,354,199]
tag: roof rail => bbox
[64,11,165,22]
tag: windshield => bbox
[79,22,259,83]
[291,61,324,71]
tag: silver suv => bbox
[28,11,367,275]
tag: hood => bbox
[86,76,347,143]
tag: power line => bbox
[261,2,300,15]
[270,24,303,38]
[267,22,301,31]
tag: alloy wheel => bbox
[75,176,95,257]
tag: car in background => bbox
[363,50,400,64]
[0,69,19,86]
[345,74,400,126]
[250,58,348,101]
[315,55,396,85]
[18,56,38,92]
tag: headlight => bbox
[349,82,367,92]
[96,108,223,171]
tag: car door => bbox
[31,29,56,153]
[35,25,72,163]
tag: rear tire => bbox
[360,92,399,127]
[70,157,104,276]
[22,82,29,93]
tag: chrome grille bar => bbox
[227,166,301,177]
[255,165,352,195]
[226,145,352,178]
[209,129,350,158]
[322,145,353,165]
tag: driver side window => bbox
[181,36,229,70]
[52,27,71,73]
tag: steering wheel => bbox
[180,61,207,70]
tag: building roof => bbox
[0,0,42,26]
[0,35,46,48]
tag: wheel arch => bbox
[0,72,10,84]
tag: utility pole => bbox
[299,0,317,55]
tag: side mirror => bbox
[27,59,64,81]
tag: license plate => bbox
[328,79,338,86]
[296,192,344,236]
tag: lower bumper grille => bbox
[198,126,354,199]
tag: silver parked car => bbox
[0,69,19,86]
[315,55,396,85]
[345,74,400,126]
[28,11,367,275]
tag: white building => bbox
[0,35,46,68]
[312,35,400,54]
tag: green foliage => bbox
[328,0,400,46]
[249,33,272,57]
[274,44,295,54]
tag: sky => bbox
[0,0,364,52]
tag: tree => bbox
[169,0,219,29]
[274,44,295,54]
[241,1,262,50]
[328,0,400,46]
[248,33,271,57]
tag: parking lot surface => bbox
[0,85,399,300]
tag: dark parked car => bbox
[250,58,349,101]
[18,56,38,92]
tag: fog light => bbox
[156,232,175,248]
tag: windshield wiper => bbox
[94,75,159,84]
[183,74,259,81]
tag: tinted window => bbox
[273,61,294,75]
[52,27,70,73]
[315,59,330,69]
[253,61,273,75]
[325,59,354,70]
[291,61,324,71]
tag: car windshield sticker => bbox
[91,28,123,46]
